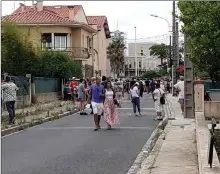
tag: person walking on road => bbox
[89,77,105,131]
[69,77,78,104]
[145,79,150,94]
[150,79,156,93]
[130,82,142,116]
[139,80,144,97]
[174,76,184,115]
[152,83,165,121]
[1,76,19,125]
[78,79,88,115]
[103,81,119,130]
[114,81,123,107]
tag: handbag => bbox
[158,89,165,105]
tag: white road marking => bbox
[36,126,153,130]
[117,108,155,110]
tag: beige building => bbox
[3,2,111,78]
[87,16,111,77]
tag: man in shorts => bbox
[174,76,184,115]
[89,77,105,131]
[78,79,88,115]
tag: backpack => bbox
[158,89,165,105]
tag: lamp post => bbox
[150,14,173,90]
[149,14,171,71]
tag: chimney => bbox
[36,0,43,11]
[68,6,75,20]
[19,3,25,12]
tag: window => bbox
[41,33,52,50]
[129,64,131,68]
[54,33,67,50]
[139,61,141,68]
[134,62,136,69]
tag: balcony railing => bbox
[41,47,90,59]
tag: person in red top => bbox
[69,77,78,104]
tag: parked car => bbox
[64,79,80,100]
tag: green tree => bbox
[178,1,220,81]
[107,38,126,78]
[38,51,83,80]
[142,69,167,79]
[149,43,170,65]
[2,21,39,76]
[2,21,83,80]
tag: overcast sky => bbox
[2,1,175,44]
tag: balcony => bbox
[41,47,90,60]
[41,33,90,60]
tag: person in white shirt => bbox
[174,76,184,115]
[130,82,142,116]
[152,83,165,120]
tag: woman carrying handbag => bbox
[103,81,120,130]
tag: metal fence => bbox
[33,77,61,94]
[204,82,220,91]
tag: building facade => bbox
[87,16,111,77]
[124,42,161,77]
[3,2,111,78]
[124,56,160,77]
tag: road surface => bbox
[2,94,158,174]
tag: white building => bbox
[124,42,161,77]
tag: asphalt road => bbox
[2,94,158,174]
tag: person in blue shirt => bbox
[89,76,105,131]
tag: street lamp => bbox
[150,14,173,91]
[150,14,171,32]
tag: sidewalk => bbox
[138,94,199,174]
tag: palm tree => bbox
[107,38,126,78]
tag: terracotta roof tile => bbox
[12,5,82,19]
[3,9,75,24]
[86,16,106,27]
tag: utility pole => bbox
[184,34,195,118]
[176,22,179,68]
[172,1,177,96]
[134,26,137,77]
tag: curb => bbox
[1,109,79,137]
[138,123,170,174]
[195,112,220,174]
[126,103,170,174]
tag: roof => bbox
[87,16,111,38]
[87,16,106,27]
[3,4,96,32]
[3,9,76,24]
[12,5,82,19]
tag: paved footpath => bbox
[2,94,159,174]
[138,94,199,174]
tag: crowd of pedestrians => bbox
[1,75,184,129]
[71,76,177,131]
